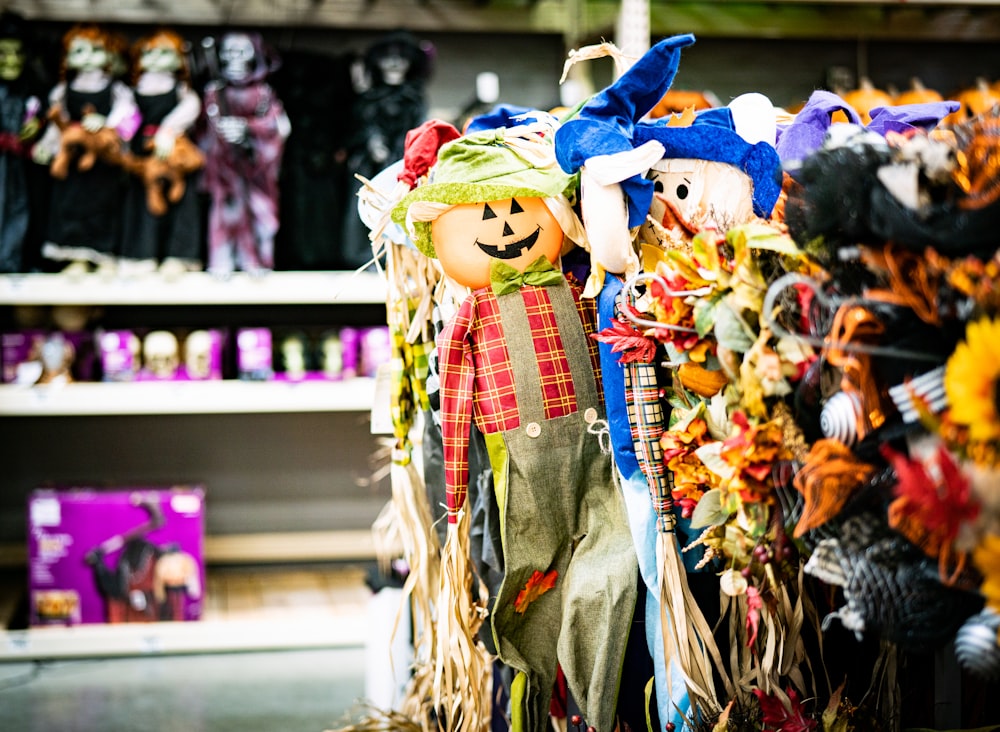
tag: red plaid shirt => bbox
[438,280,603,520]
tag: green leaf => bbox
[713,301,755,353]
[693,297,718,338]
[727,222,802,257]
[690,488,731,529]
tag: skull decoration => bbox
[218,32,255,84]
[143,330,180,379]
[183,330,214,380]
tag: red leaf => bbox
[753,687,817,732]
[591,306,658,364]
[514,569,558,614]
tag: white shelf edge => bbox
[0,530,386,569]
[0,378,377,416]
[0,270,388,306]
[0,614,369,661]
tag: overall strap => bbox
[496,279,599,428]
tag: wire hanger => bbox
[618,270,712,334]
[761,272,942,362]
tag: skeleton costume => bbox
[200,32,289,276]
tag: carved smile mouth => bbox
[476,227,541,260]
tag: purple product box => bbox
[236,328,273,381]
[1,329,45,383]
[359,326,392,378]
[27,485,206,626]
[2,330,98,383]
[99,330,142,382]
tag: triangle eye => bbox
[482,203,497,220]
[510,199,524,214]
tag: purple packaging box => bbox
[236,328,273,381]
[1,329,46,384]
[27,485,206,626]
[99,330,142,382]
[359,326,392,378]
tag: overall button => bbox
[583,407,598,424]
[525,422,542,438]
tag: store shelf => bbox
[0,378,377,416]
[0,565,375,661]
[0,270,387,307]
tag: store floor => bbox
[0,647,367,732]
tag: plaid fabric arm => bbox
[624,361,673,529]
[438,297,477,523]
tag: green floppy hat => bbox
[391,127,578,259]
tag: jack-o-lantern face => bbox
[431,196,564,290]
[643,158,754,239]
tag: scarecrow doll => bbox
[118,28,204,278]
[200,31,289,277]
[32,23,138,275]
[392,122,639,732]
[555,34,786,725]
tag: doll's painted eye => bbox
[482,203,497,220]
[676,183,689,200]
[510,199,524,214]
[652,180,664,193]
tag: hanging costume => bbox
[200,32,289,276]
[0,80,39,272]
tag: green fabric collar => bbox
[490,256,563,297]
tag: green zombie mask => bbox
[0,38,24,81]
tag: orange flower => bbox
[720,411,792,504]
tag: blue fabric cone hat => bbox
[555,34,696,227]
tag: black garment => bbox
[340,81,425,270]
[119,86,202,265]
[272,51,353,271]
[0,83,31,272]
[44,84,124,261]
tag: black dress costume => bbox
[42,84,123,264]
[119,85,201,267]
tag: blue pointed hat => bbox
[633,106,784,218]
[555,34,696,228]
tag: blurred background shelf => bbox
[0,378,378,416]
[0,270,387,307]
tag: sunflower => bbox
[945,316,1000,442]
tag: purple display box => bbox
[2,330,98,384]
[99,330,142,382]
[1,329,45,383]
[27,485,206,626]
[236,328,273,381]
